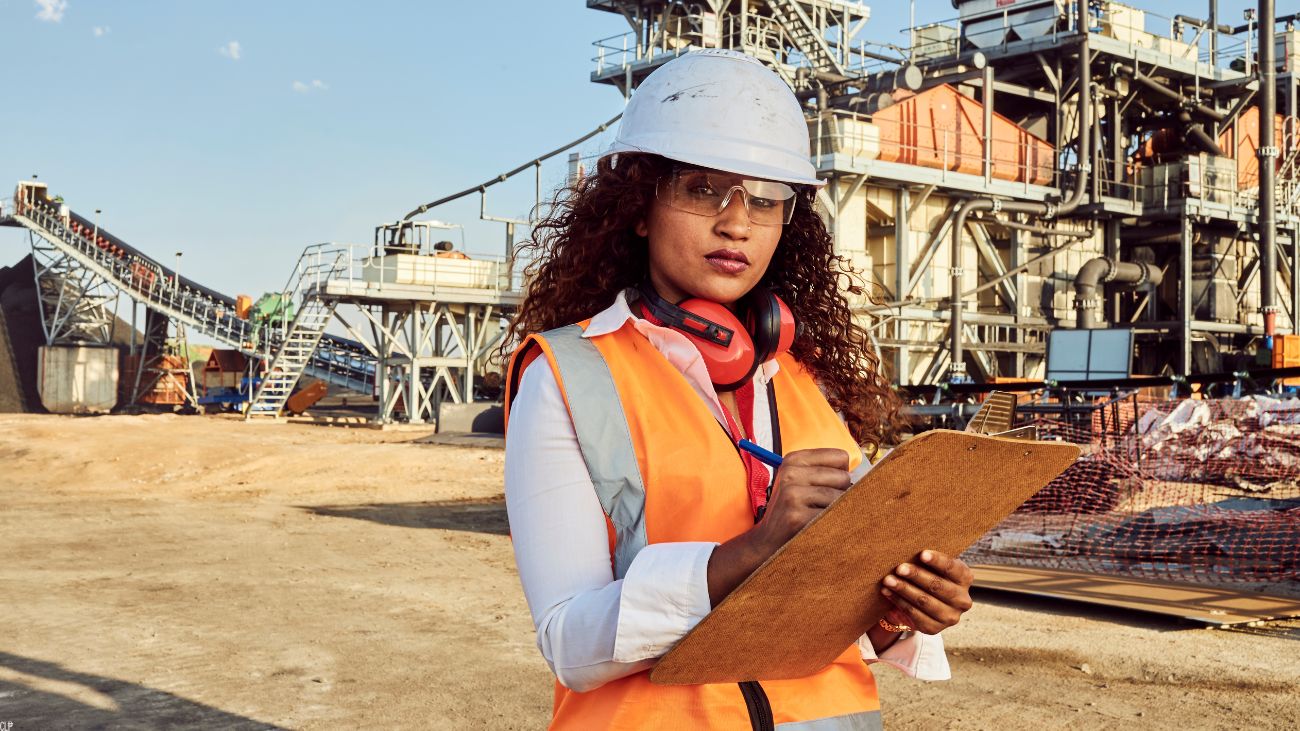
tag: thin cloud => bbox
[218,41,241,61]
[93,26,109,37]
[292,79,328,94]
[35,0,67,22]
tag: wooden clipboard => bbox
[649,429,1079,685]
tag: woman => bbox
[504,50,974,729]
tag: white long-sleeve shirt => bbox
[504,290,951,692]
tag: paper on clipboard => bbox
[650,428,1080,685]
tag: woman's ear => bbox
[635,218,649,238]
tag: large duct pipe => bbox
[1186,125,1226,156]
[1073,258,1164,329]
[1180,111,1228,156]
[1260,0,1278,337]
[948,0,1091,381]
[1114,63,1226,123]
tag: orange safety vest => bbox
[506,319,881,731]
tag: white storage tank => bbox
[37,344,119,414]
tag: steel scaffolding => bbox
[587,0,1300,383]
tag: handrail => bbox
[12,190,377,392]
[14,195,254,349]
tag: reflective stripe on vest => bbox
[542,324,649,580]
[776,709,883,731]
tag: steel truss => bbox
[28,229,117,346]
[129,308,200,409]
[335,301,506,425]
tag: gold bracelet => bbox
[878,617,912,633]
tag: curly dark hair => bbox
[505,153,908,449]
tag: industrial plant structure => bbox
[589,0,1300,384]
[5,0,1299,421]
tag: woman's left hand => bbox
[880,549,974,635]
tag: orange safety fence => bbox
[963,396,1300,597]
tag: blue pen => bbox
[738,439,783,468]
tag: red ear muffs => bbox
[638,285,797,391]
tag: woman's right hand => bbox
[706,448,852,607]
[750,448,852,556]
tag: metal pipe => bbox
[1072,257,1163,328]
[967,217,1094,237]
[1186,125,1224,155]
[983,64,994,183]
[1232,12,1300,34]
[1115,64,1225,123]
[1173,13,1232,35]
[1260,0,1279,337]
[403,113,622,221]
[947,2,1091,381]
[1209,1,1218,67]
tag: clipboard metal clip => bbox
[964,391,1039,441]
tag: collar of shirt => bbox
[581,288,781,430]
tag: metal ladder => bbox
[1278,116,1300,214]
[766,0,846,79]
[245,248,348,418]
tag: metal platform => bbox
[972,564,1300,627]
[314,279,521,307]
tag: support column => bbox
[1260,0,1279,337]
[982,65,994,184]
[894,187,910,382]
[1180,218,1194,376]
[376,307,393,424]
[1110,95,1124,195]
[1009,220,1026,377]
[1105,219,1122,323]
[464,306,477,403]
[408,307,423,425]
[1292,228,1300,331]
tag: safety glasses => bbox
[656,167,798,226]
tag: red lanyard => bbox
[640,305,771,519]
[717,381,772,519]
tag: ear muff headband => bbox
[638,287,735,348]
[746,288,783,367]
[637,285,797,392]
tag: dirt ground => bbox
[1,413,1297,730]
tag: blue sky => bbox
[0,0,1260,301]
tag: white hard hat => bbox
[603,49,824,187]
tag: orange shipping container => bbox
[871,84,1054,186]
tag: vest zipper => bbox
[738,681,775,731]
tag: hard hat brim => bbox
[602,141,826,188]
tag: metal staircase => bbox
[766,0,847,79]
[245,297,337,416]
[245,246,349,417]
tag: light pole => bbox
[174,251,182,291]
[93,209,101,243]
